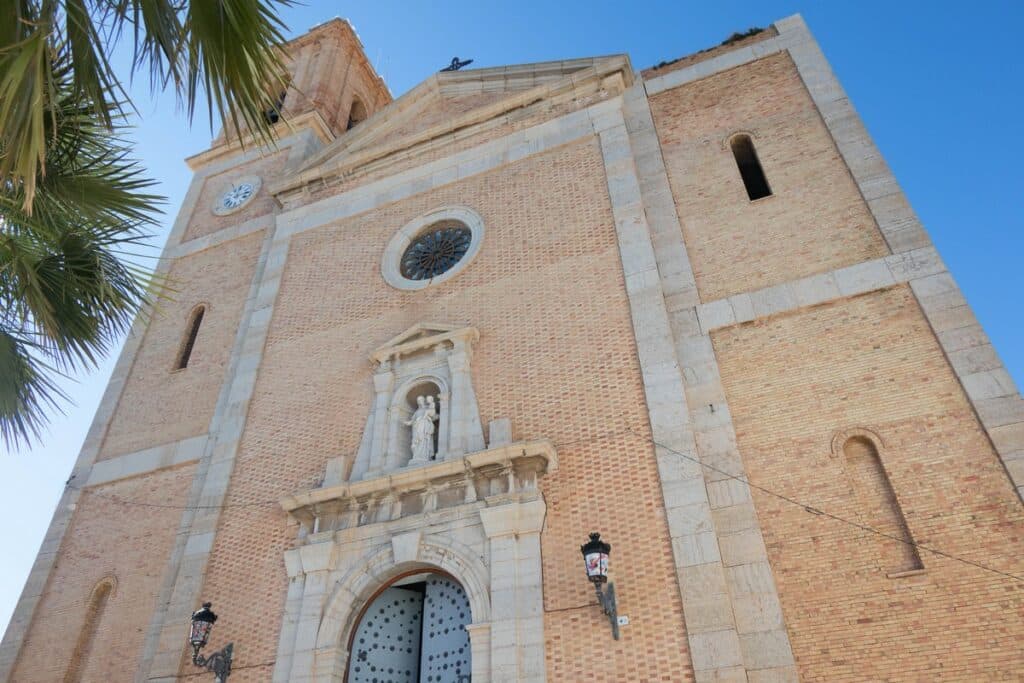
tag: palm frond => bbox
[2,0,293,215]
[0,329,69,448]
[0,43,164,449]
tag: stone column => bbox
[478,498,547,683]
[272,550,308,682]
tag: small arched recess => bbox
[832,428,924,576]
[63,576,117,683]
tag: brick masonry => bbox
[712,286,1024,681]
[3,13,1021,683]
[99,232,265,459]
[8,464,196,682]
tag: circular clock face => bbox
[212,177,261,215]
[221,183,254,209]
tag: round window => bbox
[400,221,472,281]
[382,206,485,290]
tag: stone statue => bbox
[405,395,439,464]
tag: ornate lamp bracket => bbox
[193,642,233,682]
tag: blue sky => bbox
[2,1,1021,633]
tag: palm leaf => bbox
[1,43,163,450]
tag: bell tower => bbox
[209,18,391,151]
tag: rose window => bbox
[400,222,473,281]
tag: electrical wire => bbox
[64,424,1024,584]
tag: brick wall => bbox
[183,152,288,242]
[191,138,693,682]
[99,232,264,459]
[712,286,1024,681]
[10,464,196,682]
[651,52,888,302]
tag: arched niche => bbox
[831,427,923,576]
[387,375,447,470]
[348,324,485,482]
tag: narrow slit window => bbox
[346,98,367,131]
[843,436,923,574]
[176,306,205,370]
[730,134,772,200]
[64,579,114,683]
[265,89,287,124]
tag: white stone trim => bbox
[84,436,207,487]
[381,205,485,290]
[615,79,799,680]
[166,213,274,259]
[694,248,945,333]
[274,96,625,240]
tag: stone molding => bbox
[84,436,207,488]
[380,206,486,290]
[370,322,476,363]
[273,55,633,198]
[274,95,626,240]
[281,439,557,533]
[186,110,337,171]
[693,247,945,333]
[274,446,554,683]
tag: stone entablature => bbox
[281,439,556,535]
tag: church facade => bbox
[3,14,1023,682]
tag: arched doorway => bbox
[346,572,472,683]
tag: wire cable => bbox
[64,423,1024,584]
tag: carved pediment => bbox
[371,322,476,364]
[268,55,633,200]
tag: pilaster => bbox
[602,81,799,680]
[478,498,546,683]
[140,218,292,680]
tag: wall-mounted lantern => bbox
[580,532,620,640]
[189,602,234,682]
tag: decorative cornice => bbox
[185,110,335,171]
[279,440,557,529]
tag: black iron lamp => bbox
[580,532,620,639]
[189,602,234,682]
